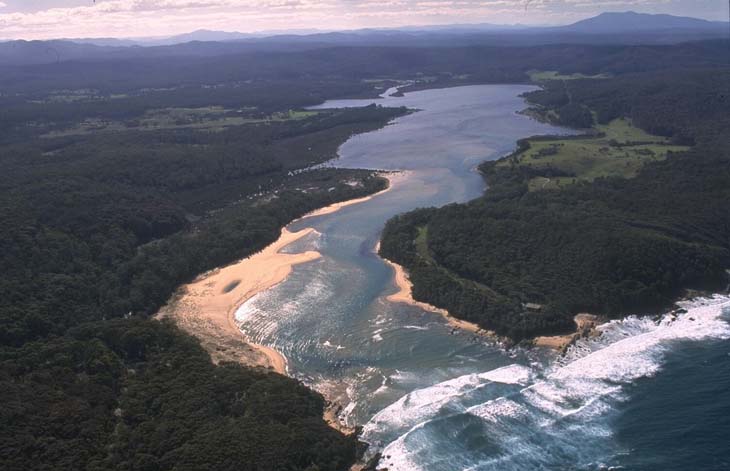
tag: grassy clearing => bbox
[271,110,318,121]
[528,70,611,82]
[415,226,435,263]
[498,118,689,191]
[42,107,319,138]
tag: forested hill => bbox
[0,66,405,469]
[380,68,730,341]
[0,39,726,96]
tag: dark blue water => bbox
[233,85,730,470]
[614,334,730,471]
[372,299,730,470]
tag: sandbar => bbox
[156,172,401,433]
[158,173,402,374]
[295,171,408,221]
[156,227,323,373]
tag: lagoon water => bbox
[235,85,730,470]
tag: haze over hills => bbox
[96,11,730,45]
[0,11,727,66]
[555,11,728,33]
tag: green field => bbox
[528,70,611,82]
[415,226,434,263]
[42,107,319,138]
[498,118,689,191]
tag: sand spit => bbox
[295,171,408,222]
[156,227,322,374]
[157,172,402,375]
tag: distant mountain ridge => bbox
[558,11,727,33]
[55,11,729,47]
[0,11,727,66]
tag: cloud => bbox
[0,2,7,8]
[0,0,725,40]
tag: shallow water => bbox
[235,85,730,469]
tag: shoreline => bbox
[378,246,489,336]
[533,313,604,352]
[378,246,607,351]
[155,226,322,374]
[293,173,404,222]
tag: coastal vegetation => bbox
[380,68,730,341]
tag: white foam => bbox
[342,400,357,419]
[322,340,346,350]
[363,364,531,441]
[376,296,730,470]
[480,364,533,385]
[403,325,430,331]
[468,397,529,422]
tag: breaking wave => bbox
[369,296,730,471]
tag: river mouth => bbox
[237,84,561,424]
[233,85,730,469]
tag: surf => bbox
[373,296,730,471]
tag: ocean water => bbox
[234,85,730,469]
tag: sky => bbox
[0,0,727,40]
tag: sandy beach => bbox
[157,172,402,376]
[156,227,323,373]
[294,171,408,221]
[379,250,487,335]
[534,313,603,351]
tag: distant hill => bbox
[559,11,727,34]
[62,37,139,47]
[142,29,253,46]
[2,12,727,66]
[0,40,119,66]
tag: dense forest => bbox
[380,68,730,341]
[0,66,403,470]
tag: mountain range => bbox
[1,12,727,66]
